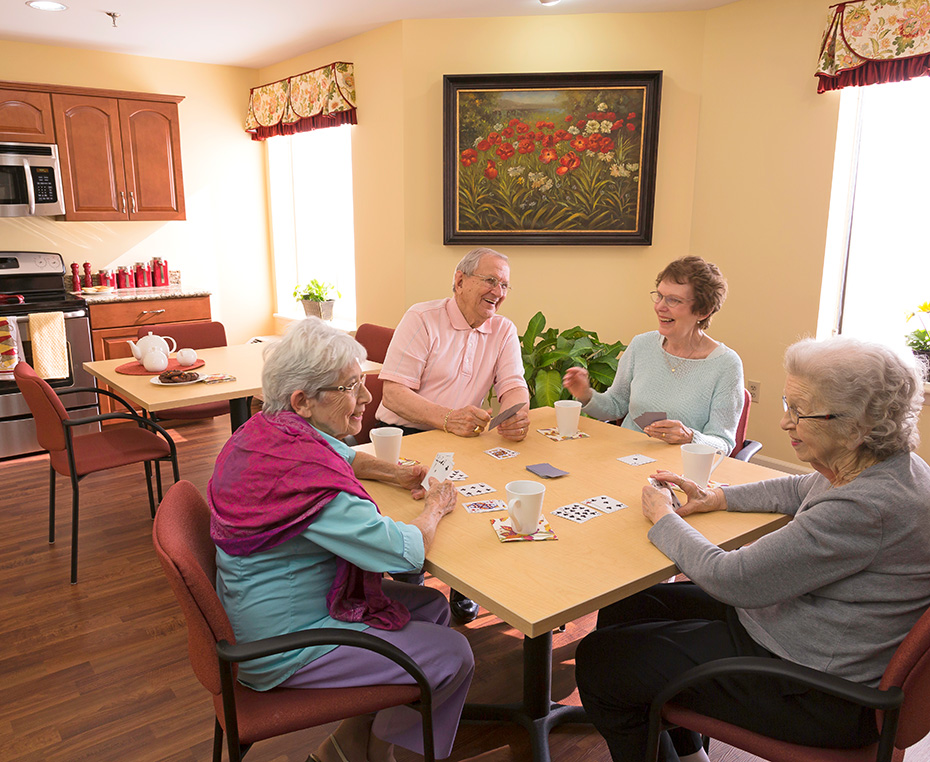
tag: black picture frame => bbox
[443,70,662,246]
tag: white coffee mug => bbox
[370,426,403,464]
[506,480,546,535]
[176,347,198,366]
[554,399,582,438]
[681,443,726,488]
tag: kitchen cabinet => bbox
[0,88,55,143]
[53,94,185,221]
[89,295,210,413]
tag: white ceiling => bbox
[6,0,736,69]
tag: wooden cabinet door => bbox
[119,100,185,221]
[0,89,55,143]
[52,93,127,221]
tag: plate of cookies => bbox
[151,370,202,386]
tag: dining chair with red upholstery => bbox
[14,361,179,584]
[152,480,436,762]
[645,603,930,762]
[136,321,231,421]
[731,388,762,461]
[353,323,394,446]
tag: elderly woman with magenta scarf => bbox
[208,318,473,762]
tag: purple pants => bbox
[280,581,474,758]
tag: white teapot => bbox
[141,348,169,372]
[128,331,177,361]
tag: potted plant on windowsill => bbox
[294,280,340,321]
[905,302,930,380]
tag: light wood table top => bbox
[360,406,788,639]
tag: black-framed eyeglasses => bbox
[649,290,692,308]
[319,378,363,396]
[467,273,511,293]
[782,396,840,424]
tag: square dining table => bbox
[84,342,381,432]
[357,406,790,762]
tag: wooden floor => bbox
[1,416,928,762]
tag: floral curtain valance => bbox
[245,62,357,141]
[816,1,930,93]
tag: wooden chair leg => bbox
[70,474,80,584]
[48,464,56,544]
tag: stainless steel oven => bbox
[0,251,99,460]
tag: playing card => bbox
[647,477,682,508]
[583,495,628,513]
[457,482,496,497]
[463,499,507,514]
[448,469,468,481]
[633,411,668,430]
[485,447,519,460]
[526,462,569,478]
[488,402,524,429]
[618,454,657,466]
[551,503,601,523]
[421,451,455,490]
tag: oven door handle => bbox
[7,309,87,324]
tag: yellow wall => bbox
[0,40,273,344]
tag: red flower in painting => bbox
[610,120,623,131]
[539,148,558,164]
[487,132,501,145]
[518,139,535,154]
[606,112,616,120]
[628,112,637,119]
[503,127,514,137]
[509,118,521,127]
[484,160,498,179]
[576,120,587,129]
[587,134,602,148]
[586,112,600,119]
[515,122,530,134]
[477,139,491,151]
[598,138,615,152]
[554,129,570,142]
[559,151,581,172]
[570,136,588,151]
[496,142,515,160]
[565,115,573,122]
[460,148,478,166]
[535,131,545,141]
[627,123,636,131]
[540,134,556,148]
[536,121,547,129]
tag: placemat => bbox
[116,358,205,375]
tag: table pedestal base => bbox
[461,631,590,762]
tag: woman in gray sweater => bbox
[575,336,930,762]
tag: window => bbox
[819,76,930,353]
[267,125,357,326]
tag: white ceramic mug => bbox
[176,347,198,366]
[554,399,582,438]
[506,480,546,535]
[681,443,726,488]
[370,426,403,464]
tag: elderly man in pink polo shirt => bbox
[377,247,531,622]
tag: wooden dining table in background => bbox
[358,406,789,762]
[84,342,382,432]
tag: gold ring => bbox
[662,433,666,438]
[474,425,481,433]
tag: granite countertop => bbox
[77,287,211,304]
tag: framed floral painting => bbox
[443,71,662,246]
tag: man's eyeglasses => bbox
[782,396,840,424]
[468,273,511,293]
[319,378,363,396]
[649,290,692,309]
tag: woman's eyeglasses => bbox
[319,378,363,396]
[649,290,692,309]
[782,396,840,424]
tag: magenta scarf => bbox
[208,411,410,630]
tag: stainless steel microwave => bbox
[0,142,66,217]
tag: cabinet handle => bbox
[139,309,166,316]
[130,191,138,214]
[120,191,127,214]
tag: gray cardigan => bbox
[648,451,930,686]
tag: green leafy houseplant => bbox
[294,279,340,321]
[905,302,930,379]
[519,311,626,409]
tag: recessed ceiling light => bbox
[26,1,68,10]
[539,0,562,5]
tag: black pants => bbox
[575,582,879,762]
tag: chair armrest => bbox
[645,656,903,762]
[62,411,178,461]
[217,627,432,703]
[732,440,763,462]
[58,386,136,414]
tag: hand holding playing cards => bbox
[411,478,458,553]
[562,367,594,404]
[643,418,694,445]
[496,406,530,442]
[445,405,492,437]
[396,462,429,500]
[648,470,728,517]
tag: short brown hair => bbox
[655,256,728,330]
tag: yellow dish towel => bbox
[29,312,69,379]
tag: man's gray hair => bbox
[784,336,924,458]
[261,318,367,415]
[453,248,508,292]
